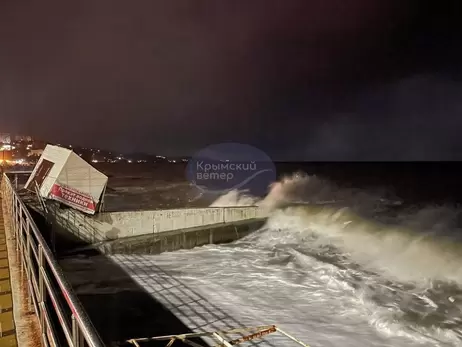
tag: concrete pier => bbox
[36,203,267,255]
[98,218,265,255]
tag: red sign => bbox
[229,326,277,345]
[49,183,96,214]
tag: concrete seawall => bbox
[48,205,267,243]
[98,218,265,255]
[22,198,268,255]
[94,206,266,239]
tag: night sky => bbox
[1,1,462,160]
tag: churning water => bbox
[67,173,462,346]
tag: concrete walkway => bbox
[0,203,17,346]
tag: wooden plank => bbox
[0,334,17,347]
[0,204,17,347]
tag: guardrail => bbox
[1,173,104,347]
[126,324,310,346]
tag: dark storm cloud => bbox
[0,1,461,159]
[278,74,462,161]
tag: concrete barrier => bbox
[24,198,267,255]
[223,207,267,222]
[46,205,267,242]
[99,218,266,255]
[90,206,265,240]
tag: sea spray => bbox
[212,172,462,285]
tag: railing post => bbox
[10,185,14,216]
[16,199,20,246]
[15,199,19,252]
[72,314,84,347]
[11,197,15,240]
[25,220,33,312]
[8,186,11,214]
[18,204,24,271]
[38,245,46,335]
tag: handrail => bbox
[1,173,104,347]
[3,170,34,174]
[126,324,310,347]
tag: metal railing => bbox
[126,324,310,346]
[1,173,104,347]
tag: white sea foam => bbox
[61,172,462,346]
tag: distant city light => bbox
[0,133,187,166]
